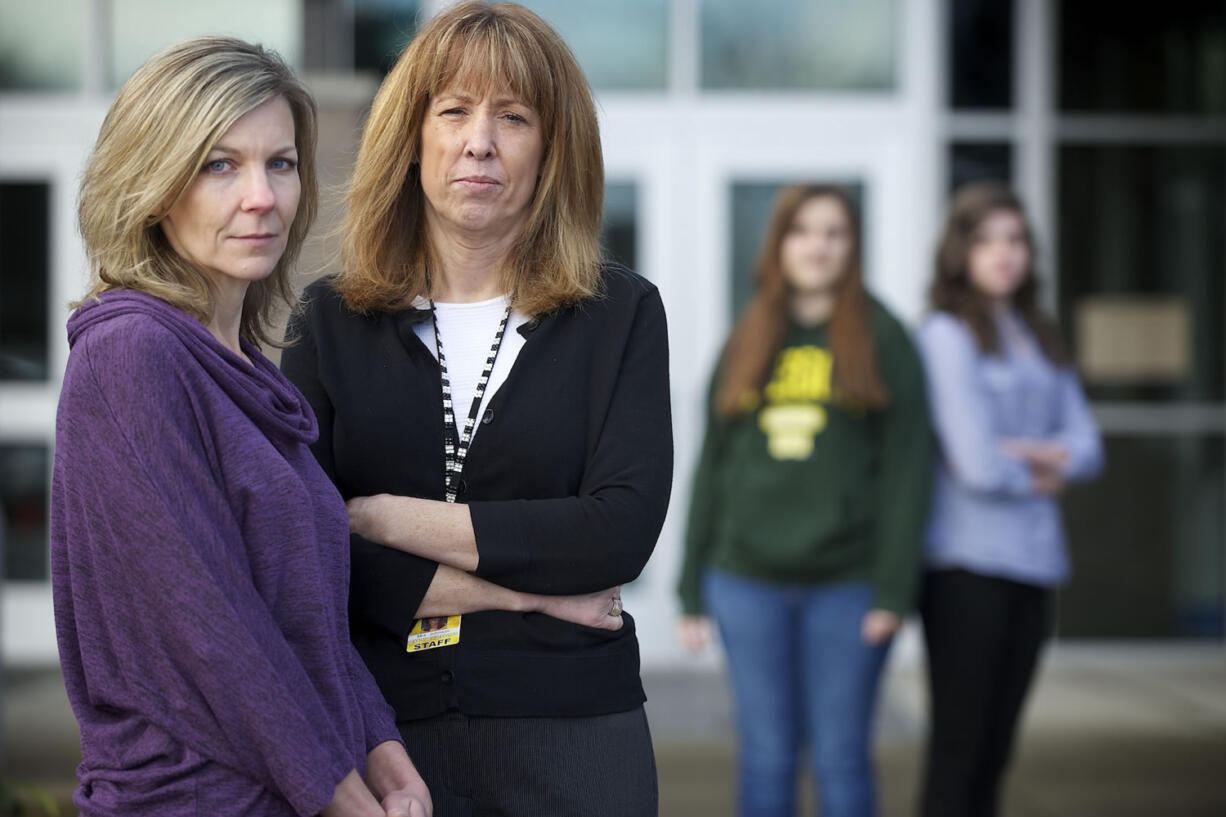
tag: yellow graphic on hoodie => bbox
[758,346,833,460]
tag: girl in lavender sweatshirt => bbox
[915,182,1103,817]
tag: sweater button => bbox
[441,670,455,685]
[457,478,468,495]
[481,408,494,425]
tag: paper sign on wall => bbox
[1076,296,1191,384]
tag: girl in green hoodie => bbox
[678,185,933,817]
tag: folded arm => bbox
[346,290,673,597]
[415,563,623,630]
[1050,368,1105,481]
[918,314,1036,496]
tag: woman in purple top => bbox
[52,37,430,817]
[914,182,1103,817]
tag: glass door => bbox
[1056,144,1225,639]
[1046,0,1226,640]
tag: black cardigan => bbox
[281,264,673,720]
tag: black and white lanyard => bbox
[431,301,512,503]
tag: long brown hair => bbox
[715,185,888,418]
[77,36,318,348]
[335,1,603,316]
[930,181,1066,364]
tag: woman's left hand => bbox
[367,741,433,817]
[861,609,901,646]
[533,587,625,631]
[1001,439,1070,496]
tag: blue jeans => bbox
[705,568,892,817]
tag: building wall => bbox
[2,0,1223,666]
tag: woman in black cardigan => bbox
[281,4,672,816]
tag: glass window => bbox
[0,182,51,382]
[1060,434,1224,638]
[601,181,639,271]
[729,181,865,318]
[350,1,668,88]
[949,0,1013,109]
[1060,1,1226,114]
[701,0,897,91]
[516,1,668,90]
[0,0,85,91]
[109,0,302,89]
[1058,145,1225,402]
[949,142,1012,193]
[354,0,422,76]
[1,444,50,582]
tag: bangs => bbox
[340,1,603,317]
[429,14,557,128]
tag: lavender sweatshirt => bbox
[50,291,401,817]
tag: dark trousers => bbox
[918,569,1050,817]
[397,707,658,817]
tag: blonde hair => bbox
[336,1,603,315]
[77,35,318,347]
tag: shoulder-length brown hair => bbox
[77,36,318,348]
[336,0,603,316]
[930,181,1066,364]
[715,185,889,418]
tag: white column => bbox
[669,0,699,95]
[1015,0,1057,309]
[84,0,111,95]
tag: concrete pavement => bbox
[4,644,1225,816]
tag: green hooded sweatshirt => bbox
[678,299,933,617]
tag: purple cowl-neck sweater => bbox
[50,290,401,817]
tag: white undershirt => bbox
[413,294,528,444]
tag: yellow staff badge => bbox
[758,403,827,460]
[406,615,461,652]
